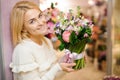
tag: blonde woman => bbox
[9,1,76,80]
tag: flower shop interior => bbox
[0,0,120,80]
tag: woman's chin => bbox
[40,31,48,35]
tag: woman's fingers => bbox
[66,63,76,67]
[65,67,75,72]
[60,63,76,72]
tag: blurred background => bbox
[39,0,119,80]
[0,0,120,80]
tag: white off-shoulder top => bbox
[9,37,62,80]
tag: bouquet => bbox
[54,6,93,70]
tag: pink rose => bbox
[47,22,54,33]
[62,31,71,43]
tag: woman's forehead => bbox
[24,9,41,21]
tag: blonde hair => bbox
[10,1,47,47]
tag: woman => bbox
[9,1,76,80]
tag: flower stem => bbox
[69,39,86,70]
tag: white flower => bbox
[73,26,80,32]
[61,25,67,30]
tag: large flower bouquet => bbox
[54,6,93,70]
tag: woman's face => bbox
[24,9,47,36]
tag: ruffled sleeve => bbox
[9,44,39,73]
[9,62,39,73]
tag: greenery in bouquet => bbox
[54,6,94,69]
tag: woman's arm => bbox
[19,62,75,80]
[19,63,61,80]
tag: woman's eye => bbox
[39,14,42,19]
[39,14,42,18]
[29,20,35,24]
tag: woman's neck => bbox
[30,35,43,45]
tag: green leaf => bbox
[78,27,86,39]
[86,28,92,36]
[59,43,65,51]
[51,3,54,9]
[69,31,77,45]
[77,6,81,17]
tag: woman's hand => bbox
[59,63,76,72]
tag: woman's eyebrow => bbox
[28,18,35,22]
[38,12,42,17]
[27,12,42,22]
